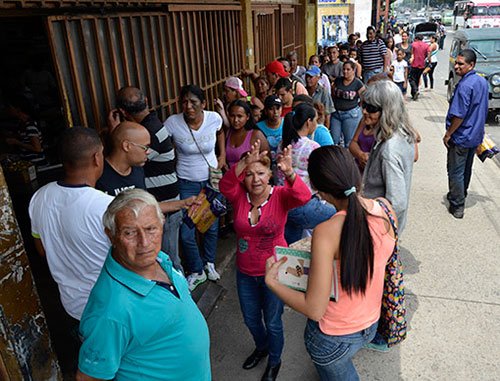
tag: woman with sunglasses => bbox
[360,80,417,234]
[219,140,310,381]
[330,61,365,148]
[265,145,397,380]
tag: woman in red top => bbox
[265,146,397,380]
[219,140,310,381]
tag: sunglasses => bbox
[362,103,382,113]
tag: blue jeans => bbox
[304,319,378,381]
[395,81,407,95]
[179,178,219,274]
[161,210,183,272]
[362,68,383,84]
[285,197,336,245]
[330,107,363,148]
[447,142,476,207]
[237,270,284,366]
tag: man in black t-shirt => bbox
[108,87,186,272]
[97,121,195,270]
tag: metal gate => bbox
[46,6,244,131]
[253,4,305,72]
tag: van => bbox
[445,28,500,110]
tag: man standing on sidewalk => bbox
[108,87,186,273]
[444,49,489,219]
[408,35,431,100]
[359,26,388,83]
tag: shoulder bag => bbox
[376,198,408,347]
[186,124,223,192]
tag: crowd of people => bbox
[24,22,489,381]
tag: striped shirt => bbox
[359,39,387,72]
[19,119,48,166]
[141,111,179,203]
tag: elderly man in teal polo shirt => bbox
[76,189,211,381]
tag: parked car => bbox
[409,16,428,30]
[410,22,439,43]
[445,28,500,110]
[442,10,454,25]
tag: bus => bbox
[453,0,500,29]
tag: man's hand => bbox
[443,133,451,148]
[107,109,121,132]
[183,196,200,209]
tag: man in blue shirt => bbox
[77,189,211,381]
[444,49,489,218]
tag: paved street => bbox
[207,32,500,380]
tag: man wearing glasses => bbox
[96,121,197,269]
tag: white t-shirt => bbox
[391,59,408,83]
[164,111,222,182]
[29,182,113,320]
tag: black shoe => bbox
[242,349,268,370]
[448,204,464,219]
[412,91,419,100]
[261,361,281,381]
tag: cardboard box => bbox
[2,161,37,184]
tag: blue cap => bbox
[305,65,321,77]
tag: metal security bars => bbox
[46,8,244,130]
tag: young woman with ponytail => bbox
[276,103,336,244]
[265,146,397,380]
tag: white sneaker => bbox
[204,262,221,281]
[187,272,207,291]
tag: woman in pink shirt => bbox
[265,146,397,380]
[219,140,310,381]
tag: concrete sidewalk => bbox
[207,90,500,380]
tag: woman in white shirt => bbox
[164,85,226,291]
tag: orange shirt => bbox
[319,201,395,335]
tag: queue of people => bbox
[26,27,433,381]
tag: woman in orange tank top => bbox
[265,146,397,380]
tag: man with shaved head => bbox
[96,121,150,196]
[109,87,184,273]
[29,127,114,321]
[96,121,196,270]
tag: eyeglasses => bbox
[129,141,151,152]
[362,103,382,113]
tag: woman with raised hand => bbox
[265,145,397,380]
[219,140,310,381]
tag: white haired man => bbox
[76,189,210,381]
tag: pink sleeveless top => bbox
[226,129,253,168]
[319,201,395,335]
